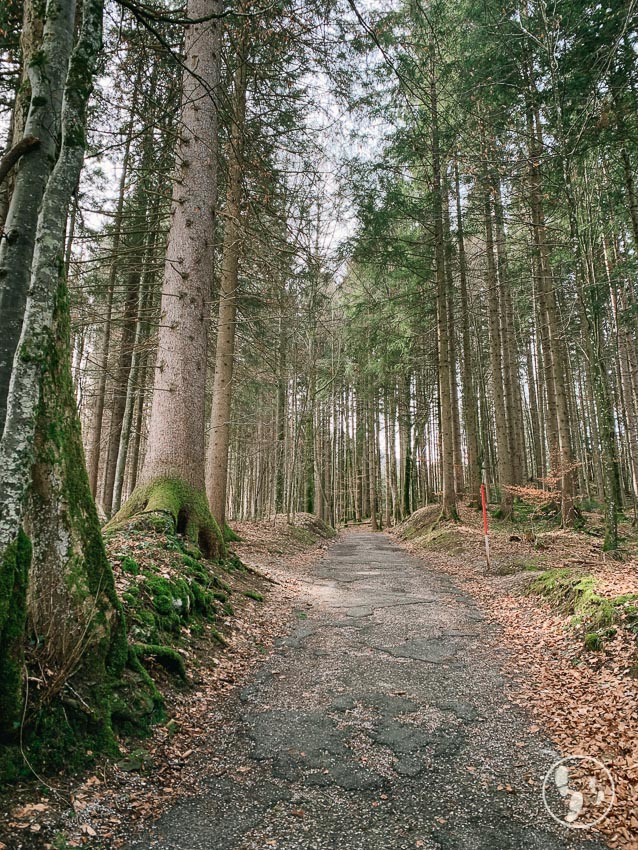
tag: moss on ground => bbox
[529,568,638,650]
[124,551,223,647]
[395,506,466,554]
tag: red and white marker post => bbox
[480,483,491,572]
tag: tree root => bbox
[106,477,225,559]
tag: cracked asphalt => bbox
[128,531,608,850]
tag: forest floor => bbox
[1,508,636,849]
[393,503,638,849]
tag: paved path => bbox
[130,532,607,850]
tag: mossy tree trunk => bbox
[0,0,73,431]
[0,0,46,231]
[0,0,126,753]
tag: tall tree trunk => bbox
[114,0,224,557]
[493,178,526,485]
[442,178,464,495]
[368,392,378,530]
[206,29,248,529]
[482,132,513,518]
[0,0,126,751]
[430,47,457,520]
[86,85,139,499]
[454,158,481,505]
[0,0,45,231]
[0,0,76,430]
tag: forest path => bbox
[129,530,607,850]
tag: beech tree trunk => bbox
[0,0,126,749]
[0,0,75,431]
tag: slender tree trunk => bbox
[85,154,127,496]
[454,158,481,505]
[443,179,464,495]
[206,33,247,529]
[368,392,378,530]
[430,48,457,520]
[481,132,513,518]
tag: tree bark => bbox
[114,0,224,556]
[0,0,126,749]
[429,47,457,520]
[0,0,75,431]
[206,28,248,528]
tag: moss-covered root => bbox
[107,478,225,559]
[130,643,186,679]
[223,522,241,543]
[0,529,31,738]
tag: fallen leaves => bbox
[12,802,49,818]
[395,504,638,849]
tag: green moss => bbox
[1,279,128,779]
[529,568,638,649]
[106,478,225,560]
[243,590,264,602]
[0,529,31,739]
[28,49,46,67]
[130,644,186,680]
[121,556,140,575]
[223,523,241,543]
[584,633,604,651]
[113,651,165,735]
[222,553,245,573]
[211,628,228,646]
[289,526,316,545]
